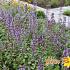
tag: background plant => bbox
[63,10,70,16]
[36,11,45,19]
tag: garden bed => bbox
[0,1,70,70]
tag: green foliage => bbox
[65,0,70,6]
[0,22,9,44]
[20,0,70,8]
[38,0,70,8]
[36,11,45,19]
[0,45,37,70]
[37,19,45,35]
[50,0,60,8]
[63,10,70,16]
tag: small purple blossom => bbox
[31,38,36,56]
[17,6,22,15]
[0,9,5,21]
[24,4,28,13]
[63,48,69,57]
[37,35,44,45]
[50,13,55,24]
[29,11,37,33]
[38,58,43,70]
[5,13,13,27]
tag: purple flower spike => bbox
[17,6,22,14]
[38,58,43,70]
[14,26,21,35]
[9,26,15,37]
[14,25,22,44]
[24,4,28,13]
[63,48,69,57]
[5,13,13,27]
[29,11,37,33]
[0,9,5,21]
[37,35,44,44]
[31,39,36,56]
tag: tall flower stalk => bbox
[38,57,43,70]
[28,6,38,57]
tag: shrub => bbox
[65,0,70,6]
[36,10,45,19]
[50,0,60,8]
[20,0,70,8]
[63,10,70,16]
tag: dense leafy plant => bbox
[0,22,10,46]
[36,11,45,19]
[65,0,70,6]
[63,10,70,16]
[51,0,60,8]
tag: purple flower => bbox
[30,34,37,56]
[0,9,5,21]
[63,48,69,57]
[31,39,36,56]
[5,11,22,45]
[17,6,22,14]
[53,35,58,44]
[9,26,15,37]
[5,13,13,27]
[5,13,16,37]
[50,18,55,24]
[14,26,21,35]
[14,25,22,44]
[37,35,44,45]
[49,13,55,24]
[24,4,27,13]
[29,11,37,33]
[38,58,43,70]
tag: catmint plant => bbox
[63,48,69,57]
[5,12,15,38]
[0,9,5,21]
[29,11,37,33]
[5,13,13,27]
[38,57,43,70]
[17,5,22,15]
[24,4,28,13]
[50,13,55,24]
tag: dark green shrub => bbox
[65,0,70,6]
[51,0,60,8]
[20,0,70,8]
[63,10,70,16]
[36,10,45,19]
